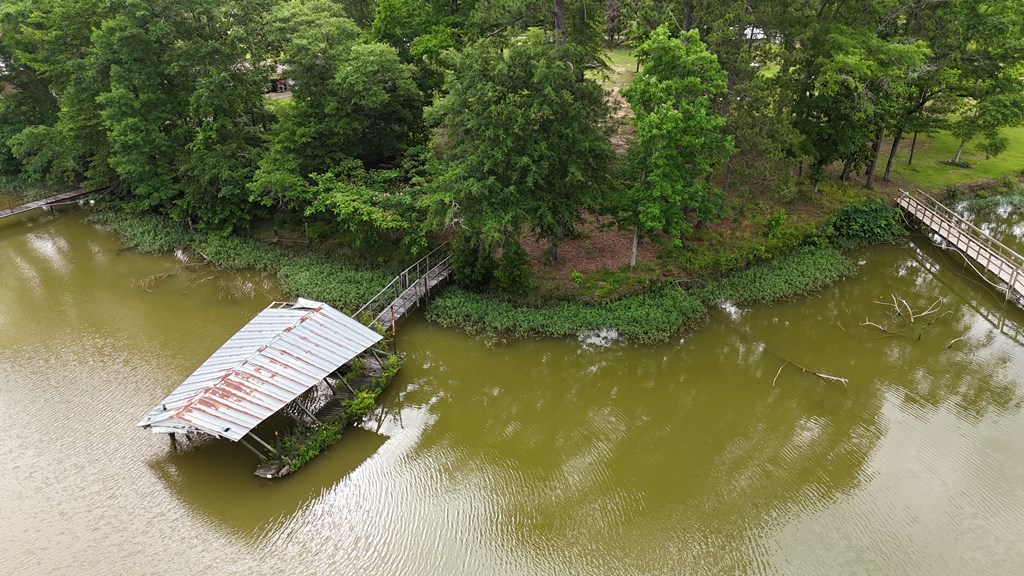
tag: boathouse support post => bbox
[391,305,397,354]
[336,373,356,395]
[247,431,279,457]
[368,348,384,367]
[169,433,178,452]
[238,438,268,462]
[295,401,322,426]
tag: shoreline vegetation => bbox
[85,191,910,345]
[87,210,394,314]
[82,175,1024,345]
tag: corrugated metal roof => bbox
[138,298,383,442]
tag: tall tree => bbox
[425,33,612,265]
[250,0,422,212]
[943,0,1024,163]
[621,25,733,266]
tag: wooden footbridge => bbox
[0,187,102,219]
[355,243,452,329]
[897,189,1024,306]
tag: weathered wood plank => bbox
[371,258,451,328]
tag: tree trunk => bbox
[883,128,903,182]
[630,226,639,268]
[865,125,884,189]
[722,160,733,194]
[953,139,966,164]
[908,131,918,164]
[683,1,695,31]
[553,0,566,45]
[839,159,853,181]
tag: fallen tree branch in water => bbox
[707,310,850,389]
[946,331,969,350]
[861,318,905,336]
[864,295,949,339]
[140,273,171,292]
[772,361,788,387]
[773,358,849,387]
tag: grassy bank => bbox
[426,196,904,344]
[692,246,856,306]
[88,210,392,312]
[428,285,705,344]
[428,244,857,344]
[90,196,899,345]
[890,128,1024,191]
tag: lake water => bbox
[2,206,1023,575]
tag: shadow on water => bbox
[147,427,387,537]
[888,236,1024,420]
[390,319,888,575]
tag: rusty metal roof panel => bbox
[138,299,383,441]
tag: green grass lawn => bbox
[889,126,1024,191]
[756,62,780,78]
[600,47,637,90]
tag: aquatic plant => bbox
[426,285,705,344]
[88,211,194,253]
[289,423,343,470]
[693,246,855,305]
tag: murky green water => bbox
[3,206,1024,575]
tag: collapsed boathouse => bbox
[138,298,391,475]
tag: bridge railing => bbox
[354,243,451,326]
[0,189,55,214]
[0,186,100,217]
[899,188,1024,272]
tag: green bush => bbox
[377,354,403,388]
[451,232,497,289]
[342,389,377,419]
[191,235,285,270]
[829,197,906,248]
[277,256,392,312]
[494,238,533,297]
[289,423,343,470]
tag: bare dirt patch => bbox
[521,215,659,292]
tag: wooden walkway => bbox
[897,188,1024,305]
[355,244,452,329]
[0,187,101,219]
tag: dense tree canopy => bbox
[0,0,1022,289]
[424,32,612,260]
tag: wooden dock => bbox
[0,187,101,219]
[896,188,1024,305]
[355,244,452,329]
